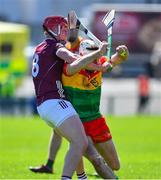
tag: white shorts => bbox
[37,99,78,127]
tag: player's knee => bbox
[111,161,120,171]
[90,156,105,167]
[90,156,120,171]
[79,137,88,153]
[73,136,88,154]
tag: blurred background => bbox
[0,0,161,116]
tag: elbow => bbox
[66,62,81,75]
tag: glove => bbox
[116,45,129,61]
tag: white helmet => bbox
[79,39,98,56]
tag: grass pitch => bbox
[0,115,161,179]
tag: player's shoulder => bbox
[44,38,64,48]
[35,39,54,52]
[35,41,47,53]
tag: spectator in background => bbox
[137,74,150,114]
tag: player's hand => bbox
[97,56,112,72]
[100,62,112,72]
[110,45,129,66]
[116,45,129,61]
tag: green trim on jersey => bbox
[62,69,103,122]
[64,86,102,122]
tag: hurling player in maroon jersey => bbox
[31,15,108,179]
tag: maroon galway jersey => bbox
[32,39,67,106]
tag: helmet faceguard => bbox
[43,16,68,41]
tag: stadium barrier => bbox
[0,93,160,116]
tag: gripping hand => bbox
[116,45,129,61]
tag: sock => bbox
[61,175,71,180]
[46,159,53,169]
[77,172,88,180]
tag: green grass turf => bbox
[0,115,161,179]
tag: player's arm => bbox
[110,45,129,66]
[88,45,129,73]
[57,43,108,75]
[84,57,112,72]
[56,47,79,64]
[85,63,105,71]
[96,45,129,72]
